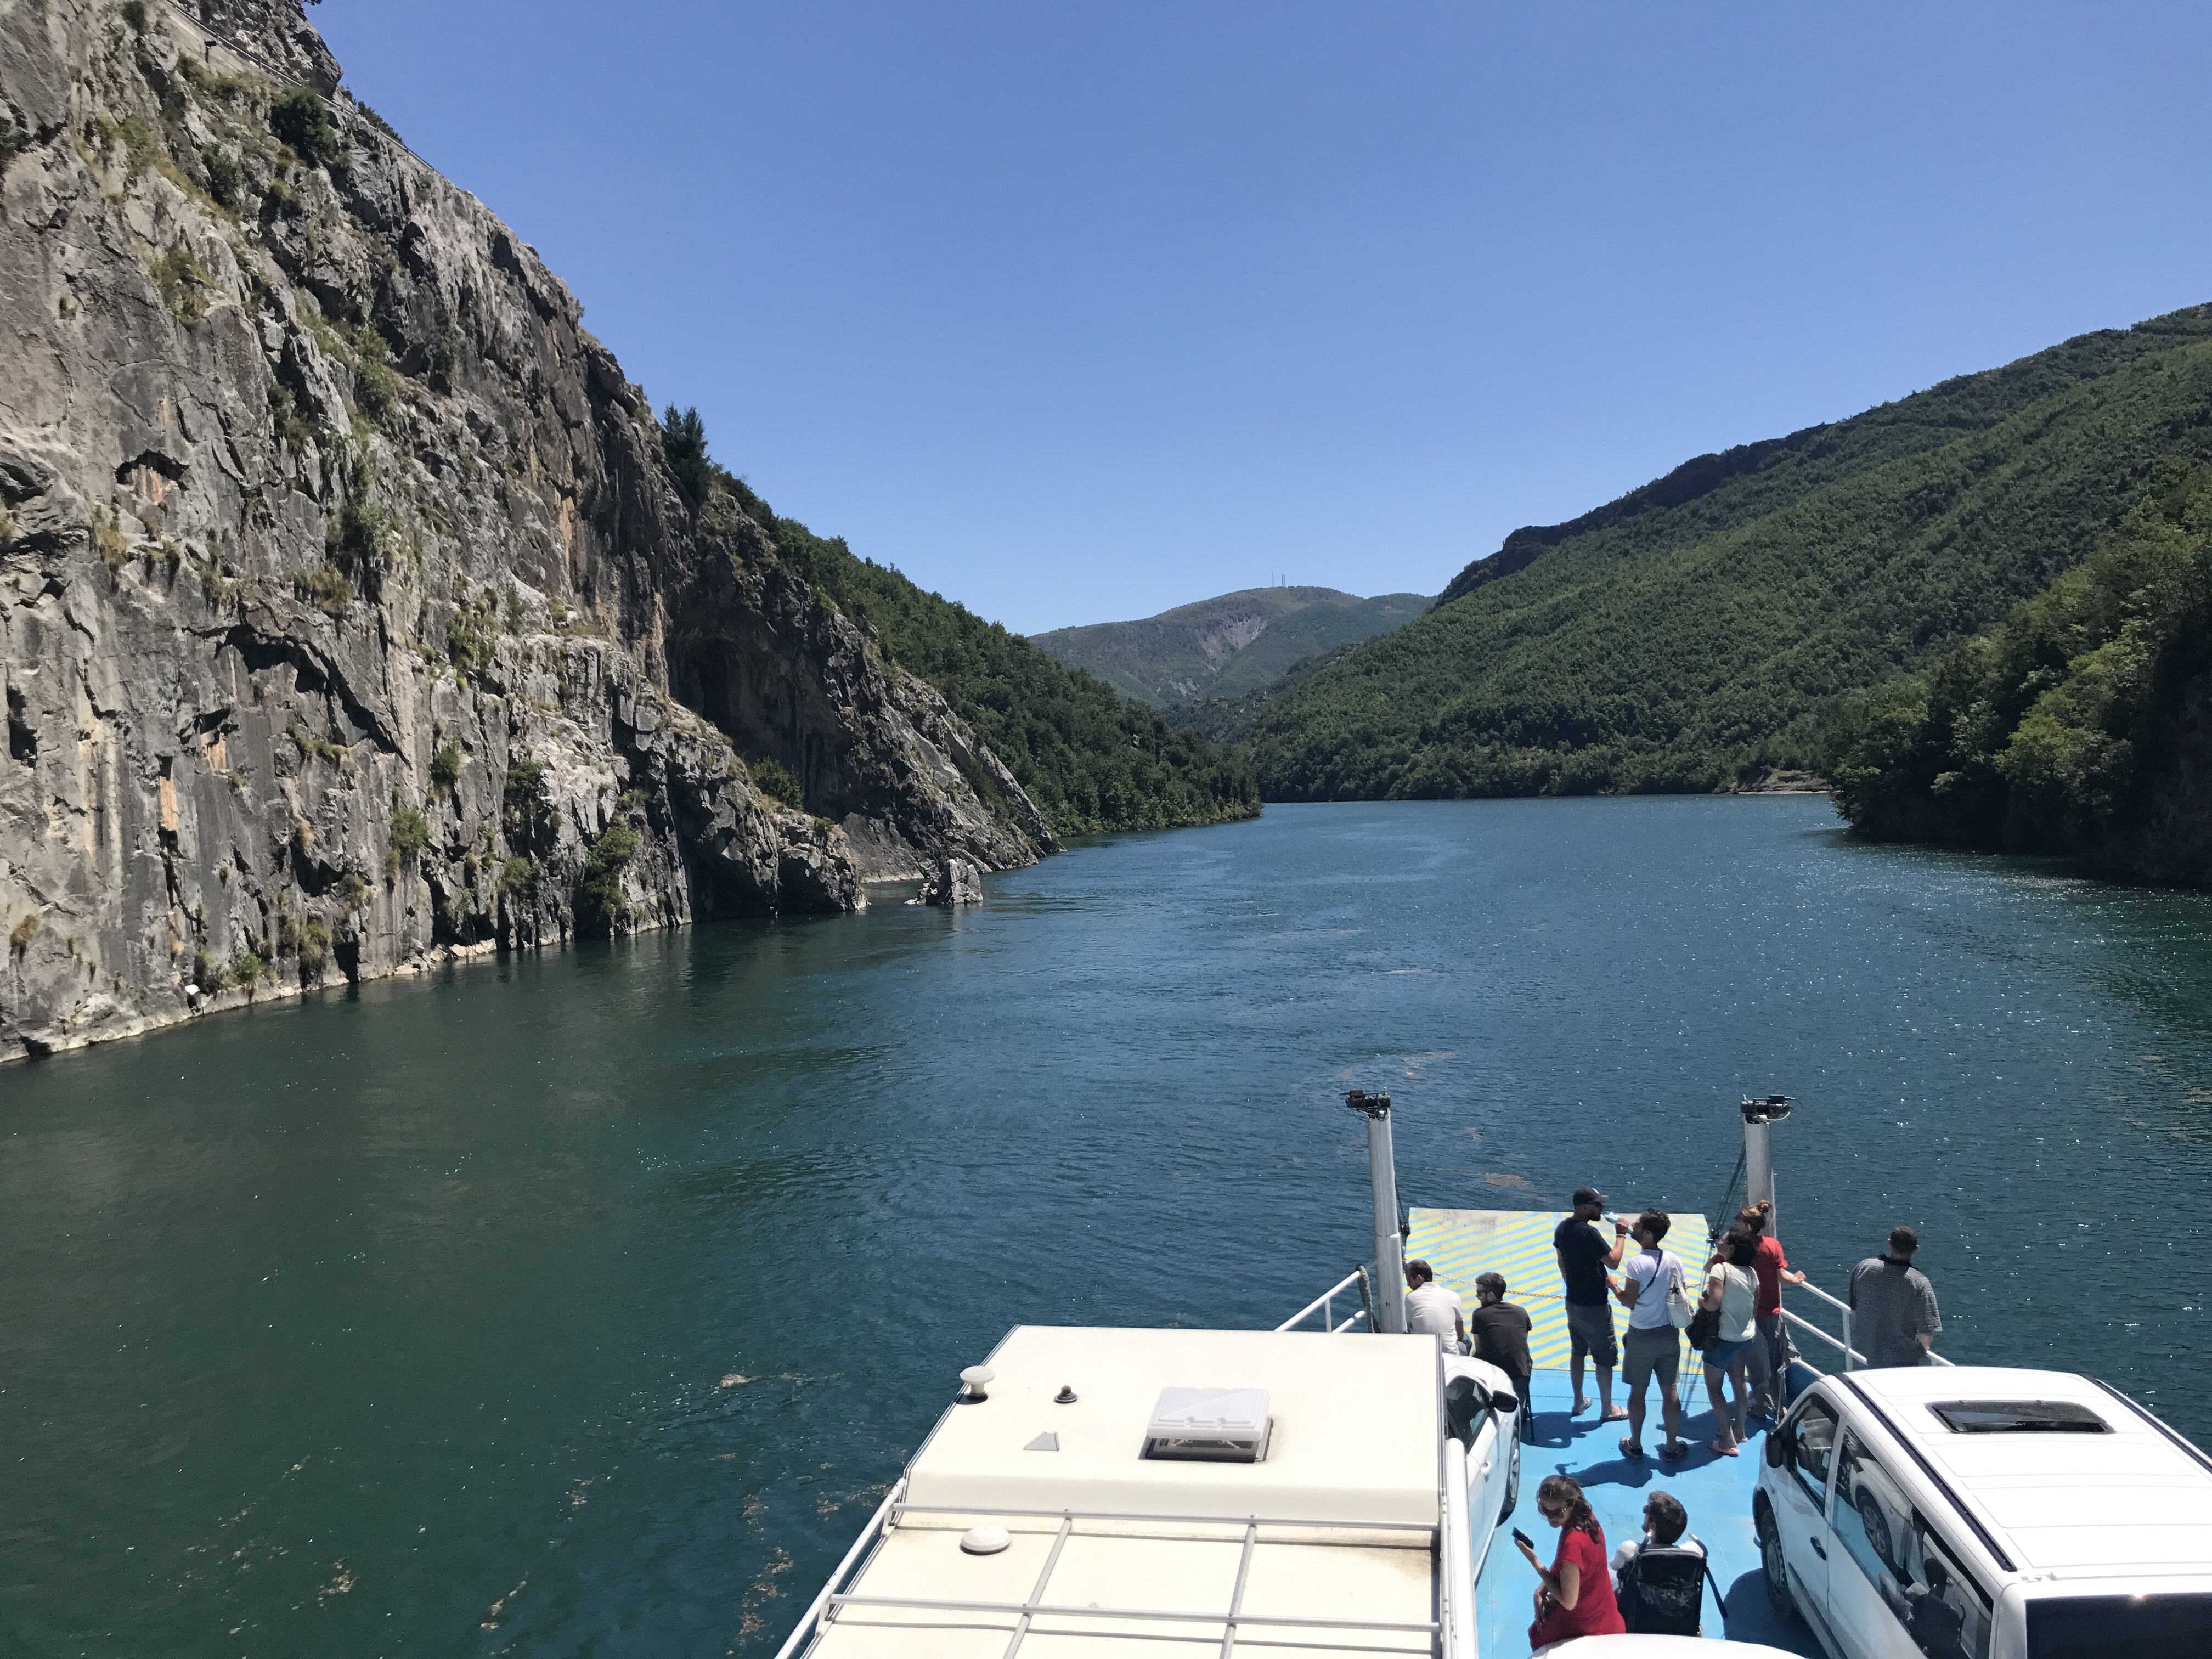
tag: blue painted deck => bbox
[1475,1365,1824,1658]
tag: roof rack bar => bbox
[999,1510,1075,1659]
[825,1590,1440,1634]
[888,1500,1435,1534]
[1218,1521,1258,1659]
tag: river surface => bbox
[8,798,2212,1656]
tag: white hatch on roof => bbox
[1144,1385,1271,1462]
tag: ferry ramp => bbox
[1406,1209,1821,1657]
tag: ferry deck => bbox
[1408,1207,1821,1656]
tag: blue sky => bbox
[314,2,2212,636]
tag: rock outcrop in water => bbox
[0,0,1053,1060]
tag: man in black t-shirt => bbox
[1469,1272,1535,1441]
[1554,1186,1629,1420]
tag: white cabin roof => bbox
[804,1326,1446,1657]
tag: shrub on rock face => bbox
[270,88,343,168]
[389,805,430,858]
[578,824,640,931]
[499,855,538,901]
[291,565,352,615]
[200,143,243,209]
[501,755,548,840]
[430,743,462,793]
[659,405,713,502]
[749,755,803,809]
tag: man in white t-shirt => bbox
[1611,1210,1688,1460]
[1404,1259,1465,1354]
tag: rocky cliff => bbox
[0,0,1054,1060]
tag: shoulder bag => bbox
[1666,1256,1696,1330]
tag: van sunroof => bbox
[1929,1400,2109,1434]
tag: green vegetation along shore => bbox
[1828,462,2212,883]
[663,413,1260,837]
[1245,303,2212,800]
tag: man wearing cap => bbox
[1555,1186,1630,1420]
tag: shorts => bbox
[1566,1301,1617,1368]
[1623,1321,1681,1391]
[1704,1335,1753,1372]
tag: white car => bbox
[1443,1351,1524,1550]
[1753,1364,2212,1659]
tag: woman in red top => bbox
[1723,1200,1807,1417]
[1519,1474,1625,1649]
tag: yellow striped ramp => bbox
[1404,1208,1710,1370]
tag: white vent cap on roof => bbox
[1148,1386,1270,1440]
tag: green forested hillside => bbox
[661,420,1259,836]
[1248,304,2212,799]
[1030,587,1429,706]
[774,518,1260,834]
[1827,463,2212,879]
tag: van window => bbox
[1789,1395,1840,1505]
[1830,1430,1991,1659]
[2027,1593,2212,1658]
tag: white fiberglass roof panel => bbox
[809,1516,1433,1658]
[904,1327,1442,1526]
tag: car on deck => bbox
[1754,1364,2212,1659]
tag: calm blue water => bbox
[6,798,2212,1656]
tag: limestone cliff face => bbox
[0,0,1052,1060]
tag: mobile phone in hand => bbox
[1512,1527,1535,1549]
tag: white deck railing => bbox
[771,1479,907,1659]
[1273,1268,1369,1334]
[1783,1277,1954,1373]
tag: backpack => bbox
[1618,1541,1714,1635]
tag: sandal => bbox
[1619,1437,1644,1458]
[1601,1406,1629,1423]
[1659,1440,1688,1461]
[1712,1439,1740,1457]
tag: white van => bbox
[1753,1364,2212,1659]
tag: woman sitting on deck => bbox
[1517,1474,1626,1649]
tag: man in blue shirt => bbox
[1554,1186,1630,1420]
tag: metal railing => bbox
[1274,1267,1370,1333]
[1783,1278,1954,1373]
[771,1479,906,1659]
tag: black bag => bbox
[1685,1304,1719,1352]
[1619,1542,1709,1635]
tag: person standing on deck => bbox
[1470,1272,1535,1441]
[1727,1200,1806,1415]
[1848,1224,1942,1367]
[1555,1187,1630,1420]
[1404,1259,1466,1354]
[1612,1209,1690,1460]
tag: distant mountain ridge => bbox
[1031,587,1431,707]
[1246,301,2212,801]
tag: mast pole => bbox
[1347,1091,1407,1334]
[1740,1094,1792,1242]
